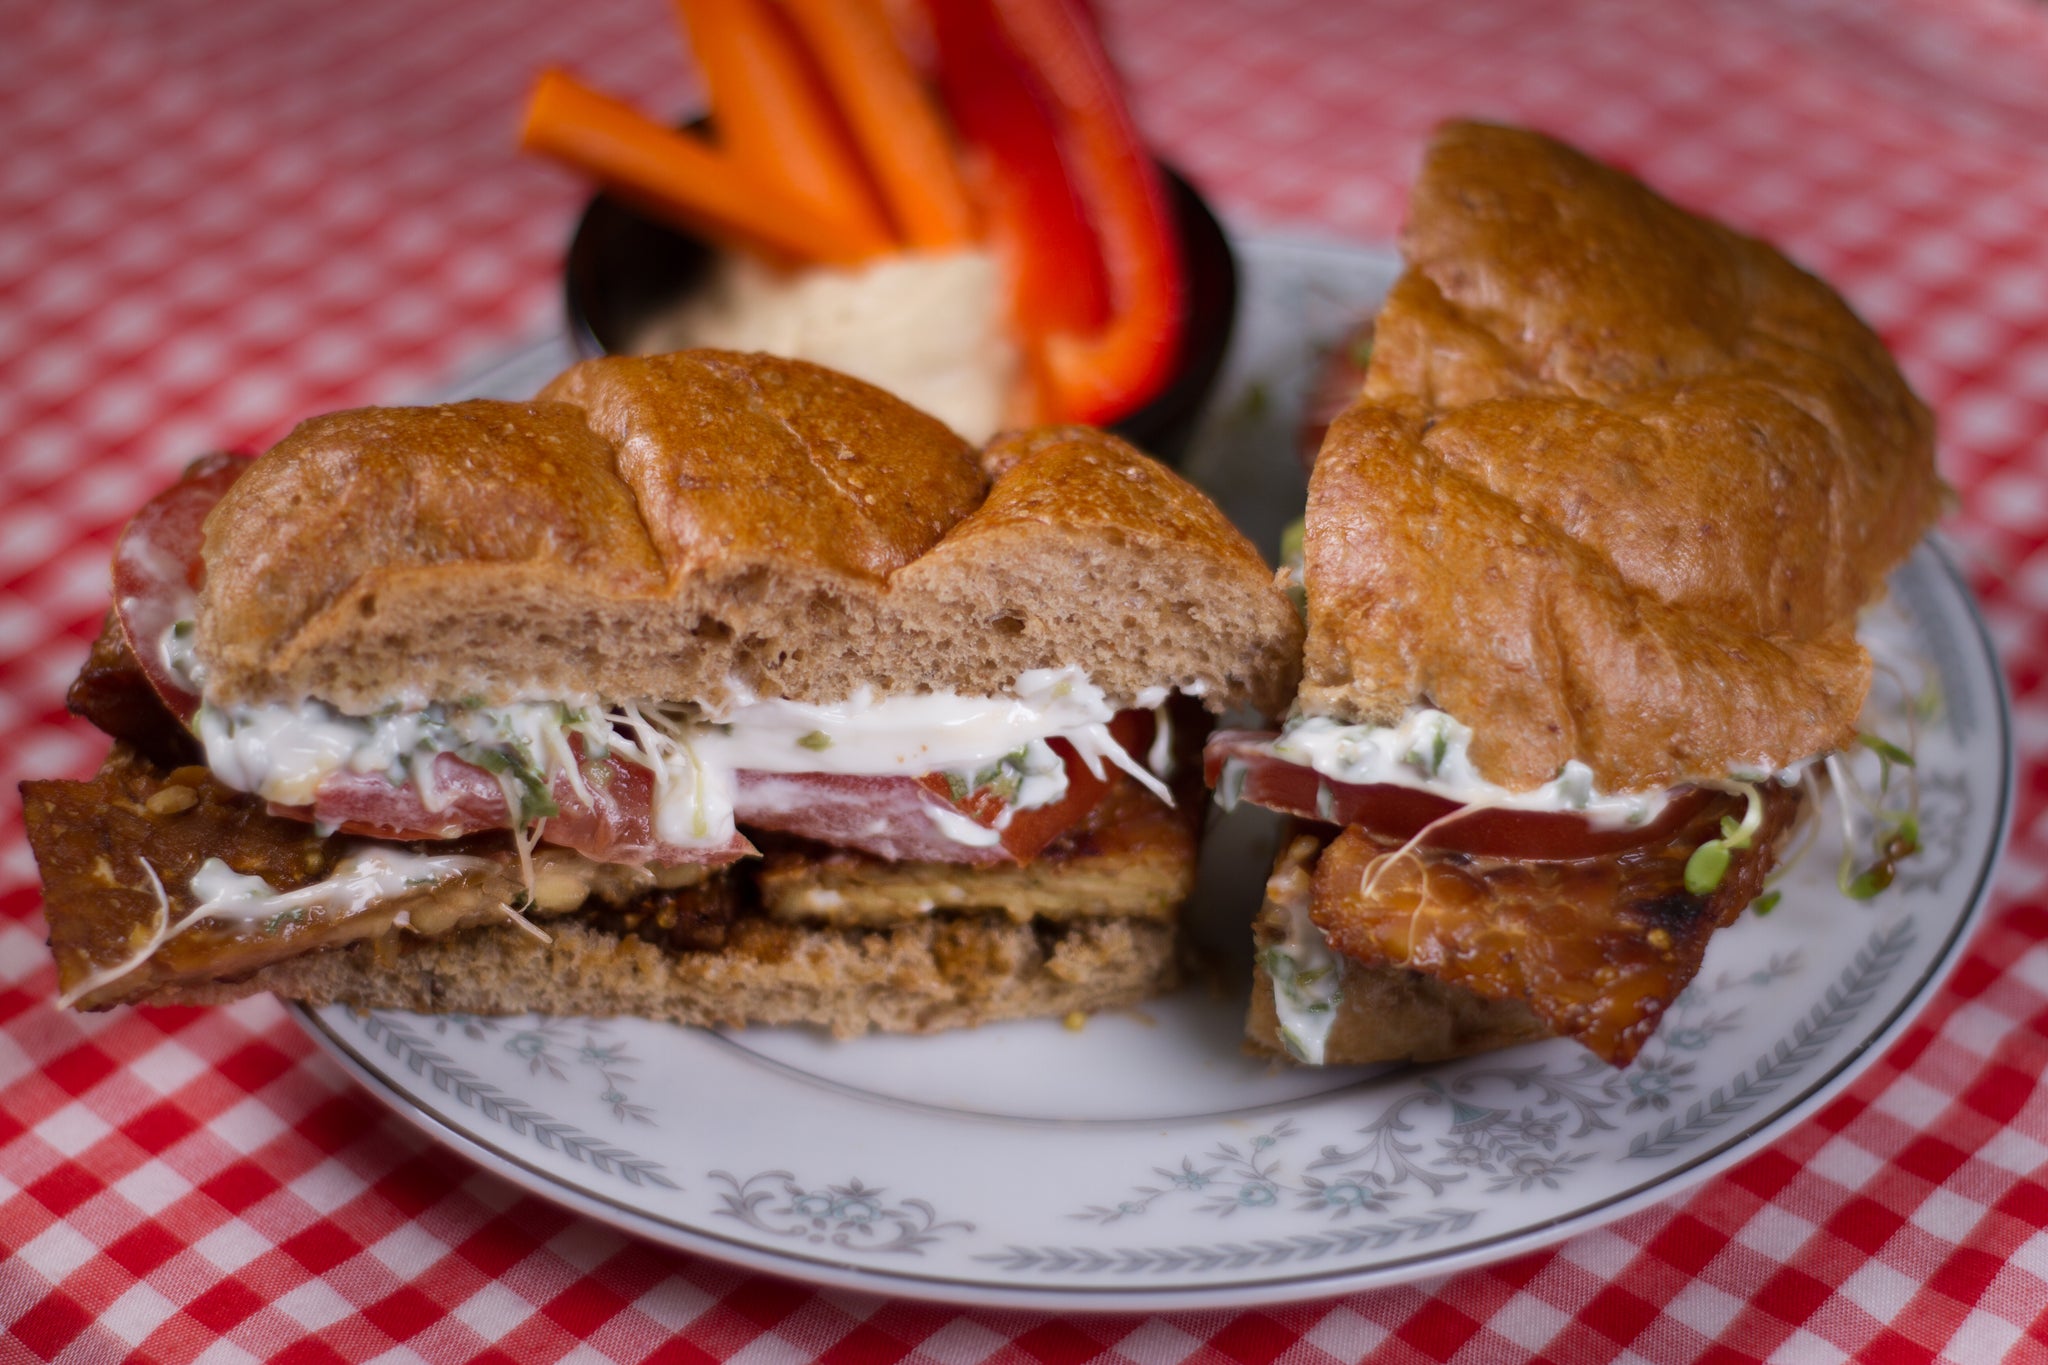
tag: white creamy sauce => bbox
[195,667,1172,852]
[1271,710,1674,830]
[922,804,1004,848]
[697,670,1144,779]
[186,848,490,926]
[636,250,1020,443]
[197,696,609,813]
[1264,876,1343,1065]
[160,621,201,692]
[1147,706,1175,781]
[54,848,489,1011]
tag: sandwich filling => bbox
[191,666,1174,861]
[1218,729,1918,1068]
[1213,617,1926,1067]
[119,454,1184,877]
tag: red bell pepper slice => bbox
[927,0,1109,367]
[989,0,1186,424]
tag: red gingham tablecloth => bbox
[5,0,2048,1359]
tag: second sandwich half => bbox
[29,349,1303,1031]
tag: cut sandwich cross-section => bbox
[1214,121,1940,1069]
[31,349,1303,1029]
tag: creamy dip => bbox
[635,249,1020,443]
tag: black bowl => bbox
[564,165,1237,464]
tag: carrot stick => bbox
[780,0,977,249]
[673,0,894,247]
[519,68,890,266]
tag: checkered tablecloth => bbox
[5,0,2048,1359]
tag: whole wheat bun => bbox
[197,350,1300,717]
[1301,122,1940,791]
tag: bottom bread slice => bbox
[153,912,1179,1037]
[24,742,1186,1033]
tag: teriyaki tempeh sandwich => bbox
[1206,122,1941,1068]
[26,349,1302,1033]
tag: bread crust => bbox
[196,352,1300,717]
[1300,123,1939,790]
[540,349,987,584]
[899,427,1301,717]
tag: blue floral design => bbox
[712,1172,972,1254]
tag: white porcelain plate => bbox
[296,238,2012,1311]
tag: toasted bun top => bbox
[196,350,1300,716]
[1301,122,1939,791]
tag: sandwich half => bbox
[27,349,1302,1032]
[1207,122,1940,1067]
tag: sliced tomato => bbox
[930,736,1108,862]
[112,451,250,722]
[1203,730,1710,861]
[741,710,1157,864]
[919,710,1153,860]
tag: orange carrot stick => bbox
[673,0,894,247]
[519,68,890,266]
[780,0,977,249]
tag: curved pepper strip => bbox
[927,0,1108,362]
[992,0,1186,423]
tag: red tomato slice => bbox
[918,710,1153,860]
[1203,730,1709,861]
[742,710,1156,864]
[111,452,250,722]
